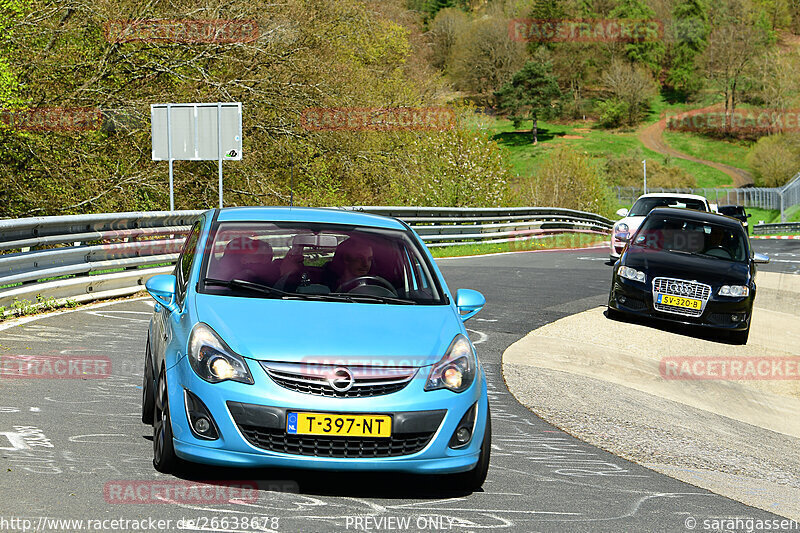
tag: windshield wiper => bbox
[203,278,357,302]
[667,249,730,261]
[329,292,417,305]
[203,278,291,298]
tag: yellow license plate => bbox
[287,412,391,437]
[658,294,701,310]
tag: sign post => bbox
[151,102,242,209]
[642,159,647,194]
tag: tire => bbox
[730,327,750,345]
[153,367,181,473]
[141,342,155,425]
[454,404,491,492]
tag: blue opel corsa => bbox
[141,207,490,489]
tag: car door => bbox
[151,221,202,372]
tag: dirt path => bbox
[638,107,754,187]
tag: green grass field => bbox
[483,117,736,188]
[429,233,608,258]
[662,130,752,174]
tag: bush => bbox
[746,134,800,187]
[516,145,614,216]
[597,99,629,129]
[606,150,696,188]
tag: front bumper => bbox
[608,276,753,331]
[166,355,488,474]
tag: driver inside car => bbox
[324,237,374,292]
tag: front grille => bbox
[260,362,417,398]
[238,425,434,458]
[652,277,711,317]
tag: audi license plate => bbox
[287,412,391,437]
[657,294,701,310]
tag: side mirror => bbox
[753,252,770,264]
[616,208,629,218]
[746,213,752,218]
[146,274,179,313]
[456,289,485,322]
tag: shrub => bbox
[746,134,800,187]
[606,150,696,188]
[517,145,614,216]
[597,99,629,129]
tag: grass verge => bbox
[429,233,609,258]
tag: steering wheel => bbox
[336,276,398,297]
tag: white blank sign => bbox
[151,102,242,161]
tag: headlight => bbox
[719,285,749,297]
[615,223,629,233]
[618,266,646,283]
[188,323,253,384]
[425,334,476,393]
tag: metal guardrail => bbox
[753,222,800,235]
[0,207,612,309]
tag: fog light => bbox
[618,295,627,304]
[194,417,211,434]
[184,390,219,440]
[449,402,477,449]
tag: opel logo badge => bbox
[329,367,354,392]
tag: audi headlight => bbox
[188,323,253,384]
[425,334,476,393]
[719,285,749,297]
[618,266,646,283]
[615,223,629,233]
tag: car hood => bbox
[623,246,751,286]
[193,294,461,367]
[618,216,645,232]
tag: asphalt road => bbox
[0,240,797,533]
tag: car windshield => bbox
[198,222,444,304]
[628,197,707,216]
[719,206,745,217]
[631,216,748,262]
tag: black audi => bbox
[607,208,770,344]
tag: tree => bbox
[756,49,800,118]
[448,16,527,99]
[427,8,469,70]
[609,0,666,74]
[601,59,657,126]
[754,0,792,29]
[746,134,800,187]
[518,144,614,215]
[701,22,767,133]
[494,61,562,144]
[666,0,710,98]
[0,0,23,107]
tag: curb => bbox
[751,235,800,240]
